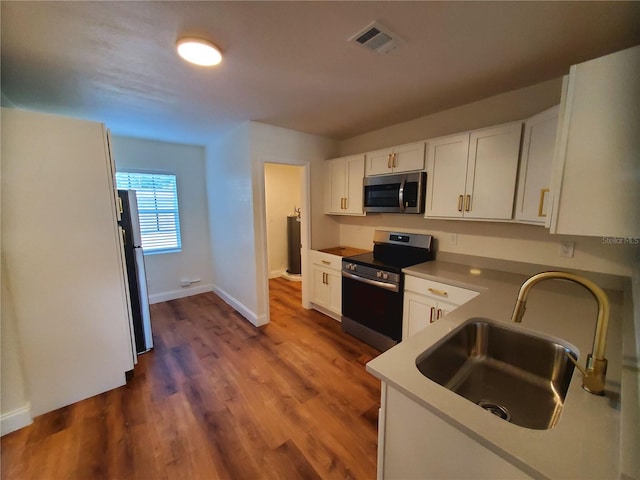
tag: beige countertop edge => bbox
[367,260,627,480]
[620,279,640,480]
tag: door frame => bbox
[256,158,311,324]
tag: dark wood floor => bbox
[1,278,381,479]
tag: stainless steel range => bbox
[341,230,434,351]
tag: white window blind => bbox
[116,172,182,254]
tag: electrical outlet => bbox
[448,233,457,245]
[560,241,575,258]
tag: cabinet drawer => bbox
[404,276,479,306]
[310,250,342,270]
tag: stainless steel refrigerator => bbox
[118,189,153,354]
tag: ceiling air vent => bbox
[349,22,398,54]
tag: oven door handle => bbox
[398,177,406,211]
[342,271,400,293]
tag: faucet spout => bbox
[510,271,610,395]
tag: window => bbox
[116,171,182,254]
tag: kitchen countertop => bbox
[317,246,370,257]
[367,260,630,479]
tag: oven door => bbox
[341,272,403,342]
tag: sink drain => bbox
[477,400,511,422]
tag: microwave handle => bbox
[398,177,406,211]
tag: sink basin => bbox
[416,318,576,430]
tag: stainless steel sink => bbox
[416,318,576,430]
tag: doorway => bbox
[263,163,305,311]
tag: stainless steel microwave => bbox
[363,171,427,214]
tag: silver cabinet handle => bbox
[398,177,406,211]
[341,271,399,292]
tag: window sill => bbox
[143,248,182,256]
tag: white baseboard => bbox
[281,271,302,282]
[211,284,268,327]
[148,283,214,304]
[1,403,33,436]
[269,270,284,279]
[309,303,341,322]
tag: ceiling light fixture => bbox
[176,37,222,67]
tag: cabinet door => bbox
[344,154,365,215]
[327,270,342,316]
[550,45,640,237]
[425,134,469,218]
[393,142,425,173]
[326,158,347,214]
[311,267,330,307]
[366,148,393,176]
[433,299,458,321]
[465,122,522,220]
[403,291,438,340]
[515,106,559,224]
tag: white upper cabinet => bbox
[425,133,470,218]
[465,123,522,220]
[366,141,425,176]
[426,122,522,220]
[515,105,560,224]
[324,154,365,216]
[549,45,640,237]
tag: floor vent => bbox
[349,22,398,54]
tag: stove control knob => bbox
[376,271,382,278]
[382,272,389,280]
[352,264,357,271]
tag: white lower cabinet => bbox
[378,383,532,479]
[309,251,342,320]
[402,275,478,341]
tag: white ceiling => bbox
[2,1,639,145]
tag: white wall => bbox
[1,235,32,435]
[205,121,336,326]
[111,136,214,303]
[329,78,636,277]
[206,123,260,323]
[264,163,302,278]
[337,218,636,276]
[249,122,337,318]
[339,78,563,155]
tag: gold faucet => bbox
[511,271,609,395]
